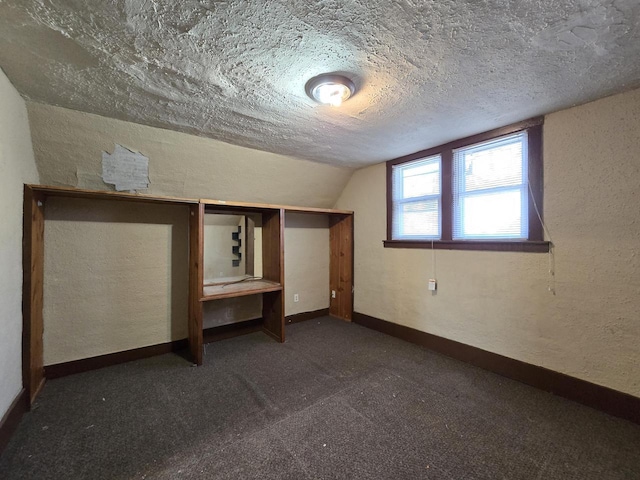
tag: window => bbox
[453,132,528,240]
[386,118,548,252]
[391,155,441,240]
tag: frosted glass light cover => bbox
[305,74,355,106]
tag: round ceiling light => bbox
[305,74,356,107]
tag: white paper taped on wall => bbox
[102,144,149,192]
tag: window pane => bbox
[453,132,528,240]
[402,161,440,198]
[392,155,441,240]
[399,199,440,238]
[455,190,525,239]
[392,155,440,201]
[463,143,522,191]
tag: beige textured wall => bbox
[43,198,189,364]
[26,103,353,207]
[203,215,245,281]
[335,88,640,397]
[202,295,263,330]
[28,104,342,363]
[0,69,39,417]
[284,213,330,316]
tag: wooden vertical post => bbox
[261,209,284,342]
[329,214,354,321]
[22,186,46,405]
[188,203,204,365]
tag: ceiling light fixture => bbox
[305,74,356,107]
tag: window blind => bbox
[453,132,528,240]
[391,155,441,240]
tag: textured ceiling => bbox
[1,1,639,167]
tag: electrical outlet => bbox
[294,293,299,303]
[331,290,336,299]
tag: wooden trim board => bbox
[28,184,196,205]
[201,198,353,215]
[201,279,282,301]
[22,186,45,405]
[44,319,271,379]
[353,312,640,425]
[27,185,353,214]
[261,209,285,342]
[188,203,204,365]
[383,239,551,253]
[286,308,330,324]
[45,339,189,379]
[0,389,28,456]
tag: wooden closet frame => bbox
[22,185,354,405]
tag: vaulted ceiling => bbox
[1,1,639,167]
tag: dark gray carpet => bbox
[1,316,639,479]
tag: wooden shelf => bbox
[201,279,282,301]
[28,184,196,205]
[200,198,353,215]
[25,185,353,213]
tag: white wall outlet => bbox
[331,290,336,299]
[294,293,299,303]
[428,279,437,291]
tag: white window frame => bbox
[391,155,441,240]
[452,132,529,240]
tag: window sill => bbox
[383,239,551,253]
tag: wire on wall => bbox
[528,182,556,295]
[431,239,437,279]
